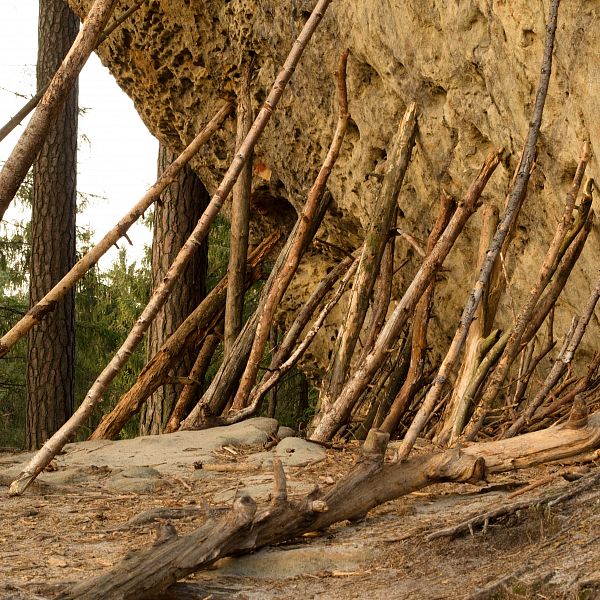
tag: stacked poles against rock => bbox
[10,0,600,501]
[8,0,336,495]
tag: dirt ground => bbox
[1,427,599,600]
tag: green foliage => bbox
[0,174,152,446]
[0,176,31,447]
[74,247,151,440]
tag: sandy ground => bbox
[1,419,599,600]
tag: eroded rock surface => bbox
[68,0,600,377]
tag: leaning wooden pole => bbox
[321,102,417,411]
[504,269,600,438]
[230,48,350,411]
[181,193,332,429]
[0,0,118,220]
[395,0,561,460]
[89,233,280,440]
[311,149,503,442]
[0,104,232,359]
[380,192,455,435]
[224,56,255,357]
[9,0,335,495]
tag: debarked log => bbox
[60,407,600,600]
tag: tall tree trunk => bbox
[26,0,79,451]
[140,143,208,435]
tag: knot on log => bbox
[229,495,257,526]
[427,448,487,485]
[309,500,329,513]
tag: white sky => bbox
[0,0,157,269]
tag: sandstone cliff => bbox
[68,0,600,376]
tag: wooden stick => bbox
[311,150,503,442]
[0,104,232,359]
[504,269,600,438]
[164,332,221,433]
[435,204,499,445]
[231,49,350,411]
[380,191,455,435]
[426,469,600,542]
[321,102,417,411]
[0,0,119,219]
[181,196,331,429]
[397,0,562,458]
[89,233,279,440]
[224,256,359,424]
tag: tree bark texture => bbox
[140,143,208,435]
[26,0,79,450]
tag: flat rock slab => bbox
[214,542,371,579]
[248,437,327,468]
[58,417,278,474]
[0,418,279,492]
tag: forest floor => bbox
[0,417,599,600]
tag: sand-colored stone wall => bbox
[68,0,600,378]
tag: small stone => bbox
[277,426,296,439]
[48,556,68,568]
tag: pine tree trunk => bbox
[140,143,208,435]
[26,0,79,451]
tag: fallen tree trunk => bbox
[60,405,600,599]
